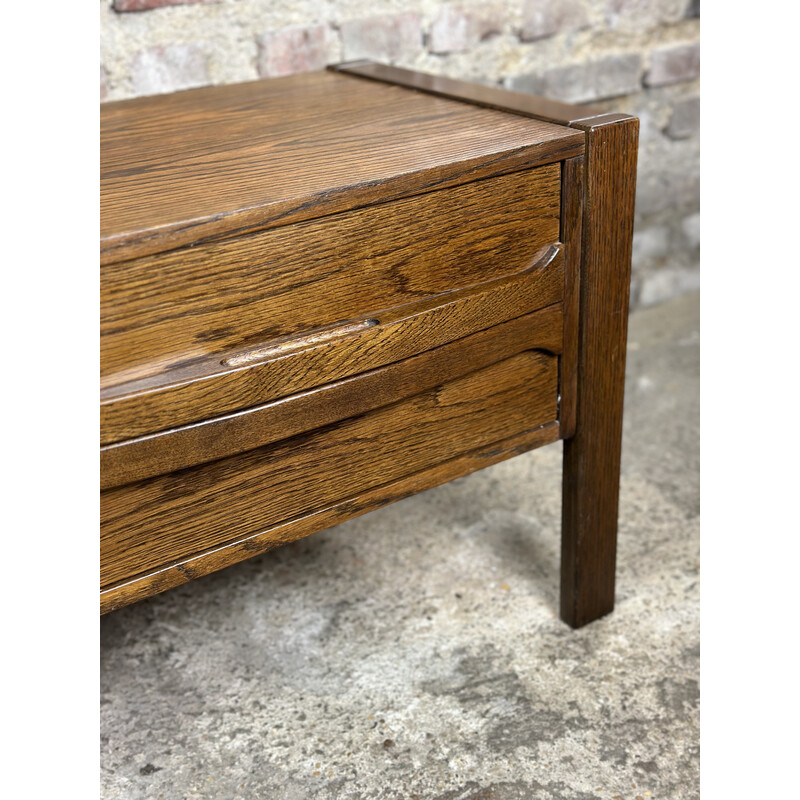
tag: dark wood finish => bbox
[101,305,563,489]
[101,70,583,265]
[330,62,604,126]
[101,352,559,589]
[333,62,638,629]
[559,156,583,439]
[101,243,565,444]
[100,65,637,626]
[100,421,561,614]
[100,165,561,383]
[560,117,639,628]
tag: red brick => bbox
[430,6,473,54]
[521,0,590,41]
[114,0,219,11]
[645,43,699,86]
[511,53,643,103]
[340,13,422,62]
[257,26,332,78]
[131,43,209,97]
[606,0,687,32]
[429,5,502,55]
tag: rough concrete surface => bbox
[100,292,700,799]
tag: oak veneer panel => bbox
[101,304,564,489]
[99,64,637,626]
[100,166,561,382]
[101,421,561,613]
[101,70,583,264]
[101,351,558,587]
[100,244,565,444]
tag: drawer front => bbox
[101,240,565,444]
[101,164,560,384]
[101,305,563,489]
[101,350,558,589]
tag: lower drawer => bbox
[101,350,558,589]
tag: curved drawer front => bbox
[101,350,559,590]
[101,164,560,384]
[101,239,565,444]
[101,305,563,488]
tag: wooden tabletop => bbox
[101,69,584,265]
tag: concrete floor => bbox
[100,291,700,800]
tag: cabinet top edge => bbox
[101,68,584,266]
[330,62,596,127]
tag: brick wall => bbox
[100,0,700,309]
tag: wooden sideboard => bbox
[100,62,638,628]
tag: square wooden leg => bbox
[559,115,639,628]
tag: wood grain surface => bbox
[335,63,639,629]
[561,116,639,628]
[101,70,583,264]
[97,65,640,621]
[331,62,604,126]
[101,243,565,444]
[100,165,561,383]
[101,304,563,489]
[100,421,561,614]
[101,352,559,589]
[559,156,583,439]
